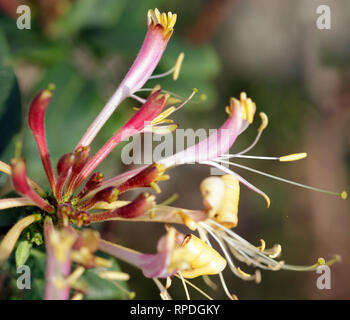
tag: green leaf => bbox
[81,253,130,300]
[0,30,22,158]
[15,240,33,268]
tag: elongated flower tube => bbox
[72,88,168,192]
[28,87,57,195]
[10,158,54,213]
[77,9,176,148]
[44,218,76,300]
[99,227,226,279]
[90,193,155,223]
[159,97,245,167]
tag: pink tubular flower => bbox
[159,97,244,168]
[99,227,226,279]
[44,218,76,300]
[77,9,177,148]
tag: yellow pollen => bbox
[152,106,176,125]
[148,8,177,36]
[237,267,252,279]
[258,239,266,252]
[279,152,307,162]
[173,52,184,80]
[98,271,130,281]
[258,112,268,132]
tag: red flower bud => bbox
[10,158,54,213]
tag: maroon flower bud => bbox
[77,187,119,211]
[90,193,154,223]
[64,146,91,198]
[75,172,104,201]
[56,153,75,202]
[118,164,158,193]
[57,153,74,177]
[94,186,119,203]
[72,146,90,175]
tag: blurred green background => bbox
[0,0,349,299]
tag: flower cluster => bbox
[0,8,346,300]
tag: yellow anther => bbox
[66,266,85,286]
[240,92,247,100]
[258,112,268,132]
[279,152,307,162]
[148,8,177,36]
[267,244,282,259]
[176,211,197,231]
[317,258,326,265]
[151,106,176,125]
[95,256,112,268]
[150,182,161,194]
[173,52,184,80]
[233,92,256,124]
[237,267,252,279]
[149,209,155,219]
[165,277,172,290]
[167,97,182,104]
[71,293,84,300]
[258,239,266,252]
[341,191,347,200]
[98,271,130,281]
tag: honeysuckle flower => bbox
[99,227,226,280]
[77,9,177,148]
[0,8,347,300]
[91,174,340,299]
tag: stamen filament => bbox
[153,278,172,300]
[130,94,146,104]
[178,271,190,300]
[219,160,346,198]
[174,274,213,300]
